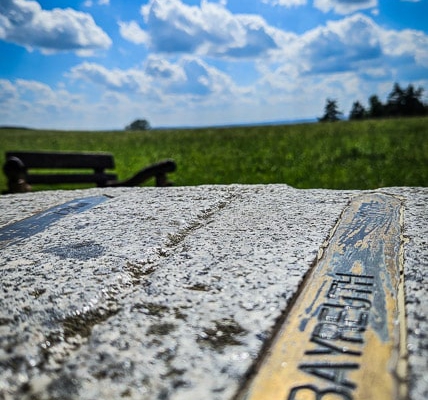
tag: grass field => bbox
[0,117,427,192]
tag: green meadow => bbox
[1,117,427,192]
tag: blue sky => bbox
[0,0,427,129]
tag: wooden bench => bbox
[3,151,176,194]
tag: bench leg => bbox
[8,179,32,193]
[155,173,173,187]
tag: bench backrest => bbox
[6,151,115,170]
[4,151,117,186]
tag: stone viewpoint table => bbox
[0,185,426,400]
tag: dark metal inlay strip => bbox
[0,196,108,247]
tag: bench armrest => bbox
[3,156,32,193]
[107,159,177,187]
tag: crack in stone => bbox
[166,192,238,248]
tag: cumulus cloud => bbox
[168,57,237,96]
[380,28,428,67]
[21,55,242,128]
[118,0,279,58]
[62,12,428,121]
[118,20,149,45]
[0,78,88,127]
[0,0,111,53]
[314,0,377,14]
[84,0,110,7]
[68,56,237,98]
[298,14,382,74]
[144,56,184,80]
[3,2,427,130]
[258,12,428,112]
[262,0,307,7]
[68,62,150,94]
[0,79,18,105]
[0,77,144,129]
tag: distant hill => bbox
[0,126,31,130]
[155,118,318,130]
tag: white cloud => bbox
[296,14,383,74]
[0,79,16,97]
[2,4,427,130]
[0,56,246,129]
[144,56,185,80]
[84,0,110,6]
[253,12,428,119]
[118,21,149,45]
[261,13,385,78]
[0,0,111,53]
[314,0,377,15]
[121,0,279,58]
[68,56,238,99]
[68,62,150,94]
[0,78,88,128]
[169,57,237,96]
[380,28,428,67]
[0,77,162,130]
[262,0,307,7]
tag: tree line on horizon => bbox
[125,82,427,130]
[319,82,428,122]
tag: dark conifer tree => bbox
[319,99,343,122]
[349,101,367,120]
[368,95,384,119]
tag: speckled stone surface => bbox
[0,185,426,400]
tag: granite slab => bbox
[0,185,426,400]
